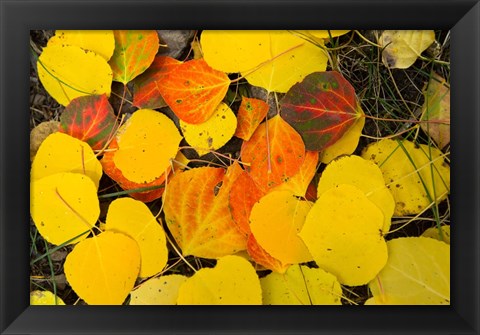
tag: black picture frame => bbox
[1,0,479,334]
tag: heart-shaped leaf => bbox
[280,71,361,151]
[176,255,262,305]
[163,166,247,258]
[60,94,117,150]
[156,58,231,124]
[64,231,141,305]
[109,30,159,84]
[241,115,305,192]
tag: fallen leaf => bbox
[176,255,262,305]
[246,234,289,273]
[113,109,182,184]
[133,56,182,109]
[300,184,388,286]
[422,225,450,244]
[30,121,60,161]
[200,30,328,92]
[317,155,394,233]
[47,30,115,61]
[241,115,305,192]
[361,139,450,215]
[101,138,169,203]
[420,73,450,148]
[261,265,342,305]
[130,275,188,305]
[64,231,141,305]
[60,94,117,150]
[37,44,112,106]
[228,163,265,236]
[234,97,269,141]
[378,30,435,69]
[105,198,168,278]
[320,106,365,164]
[280,71,361,151]
[30,290,65,305]
[180,102,237,156]
[369,237,450,304]
[30,172,99,246]
[250,190,313,265]
[163,166,247,258]
[109,30,159,84]
[31,132,103,188]
[156,58,231,124]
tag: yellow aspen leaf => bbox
[64,231,141,305]
[317,155,394,233]
[130,275,188,305]
[422,226,450,245]
[31,132,102,189]
[30,290,65,305]
[30,172,99,246]
[261,265,342,305]
[378,30,435,69]
[180,102,237,156]
[113,109,182,184]
[271,151,318,197]
[246,234,289,274]
[241,115,305,193]
[303,30,351,39]
[201,30,328,92]
[109,30,159,84]
[369,237,450,305]
[300,184,388,286]
[47,30,115,61]
[420,73,450,149]
[320,108,365,164]
[361,139,450,216]
[101,138,169,203]
[177,255,262,305]
[163,166,247,259]
[172,150,190,172]
[250,190,313,265]
[30,121,60,161]
[105,198,168,278]
[156,58,231,124]
[234,97,269,141]
[37,44,112,106]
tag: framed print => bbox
[1,0,479,334]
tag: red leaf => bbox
[101,139,168,203]
[241,115,305,193]
[133,56,182,109]
[156,59,231,124]
[109,30,159,84]
[234,97,269,141]
[280,71,360,151]
[60,94,117,150]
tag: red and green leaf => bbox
[280,71,361,151]
[59,94,117,150]
[109,30,159,84]
[133,56,182,109]
[156,58,231,124]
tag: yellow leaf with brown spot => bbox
[48,30,115,61]
[30,290,65,305]
[177,255,262,305]
[130,275,187,305]
[422,226,450,244]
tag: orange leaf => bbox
[163,165,247,258]
[241,115,305,192]
[234,97,269,141]
[228,163,265,236]
[101,138,169,203]
[247,235,289,274]
[156,59,231,124]
[133,56,182,109]
[271,151,318,197]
